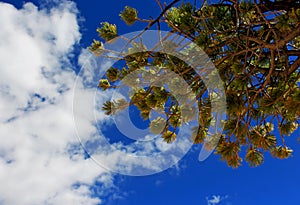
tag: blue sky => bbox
[0,0,299,205]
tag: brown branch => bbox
[277,26,300,48]
[260,0,300,12]
[240,26,300,50]
[246,50,275,113]
[124,0,180,47]
[145,0,180,31]
[288,57,300,76]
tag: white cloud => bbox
[207,195,221,205]
[206,195,229,205]
[0,0,201,203]
[0,2,114,205]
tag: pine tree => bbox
[89,1,300,168]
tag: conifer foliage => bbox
[90,0,300,168]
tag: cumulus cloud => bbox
[0,0,200,203]
[0,1,113,205]
[0,1,185,203]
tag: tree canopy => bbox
[89,0,300,168]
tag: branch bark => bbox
[288,57,300,76]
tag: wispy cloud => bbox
[206,195,229,205]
